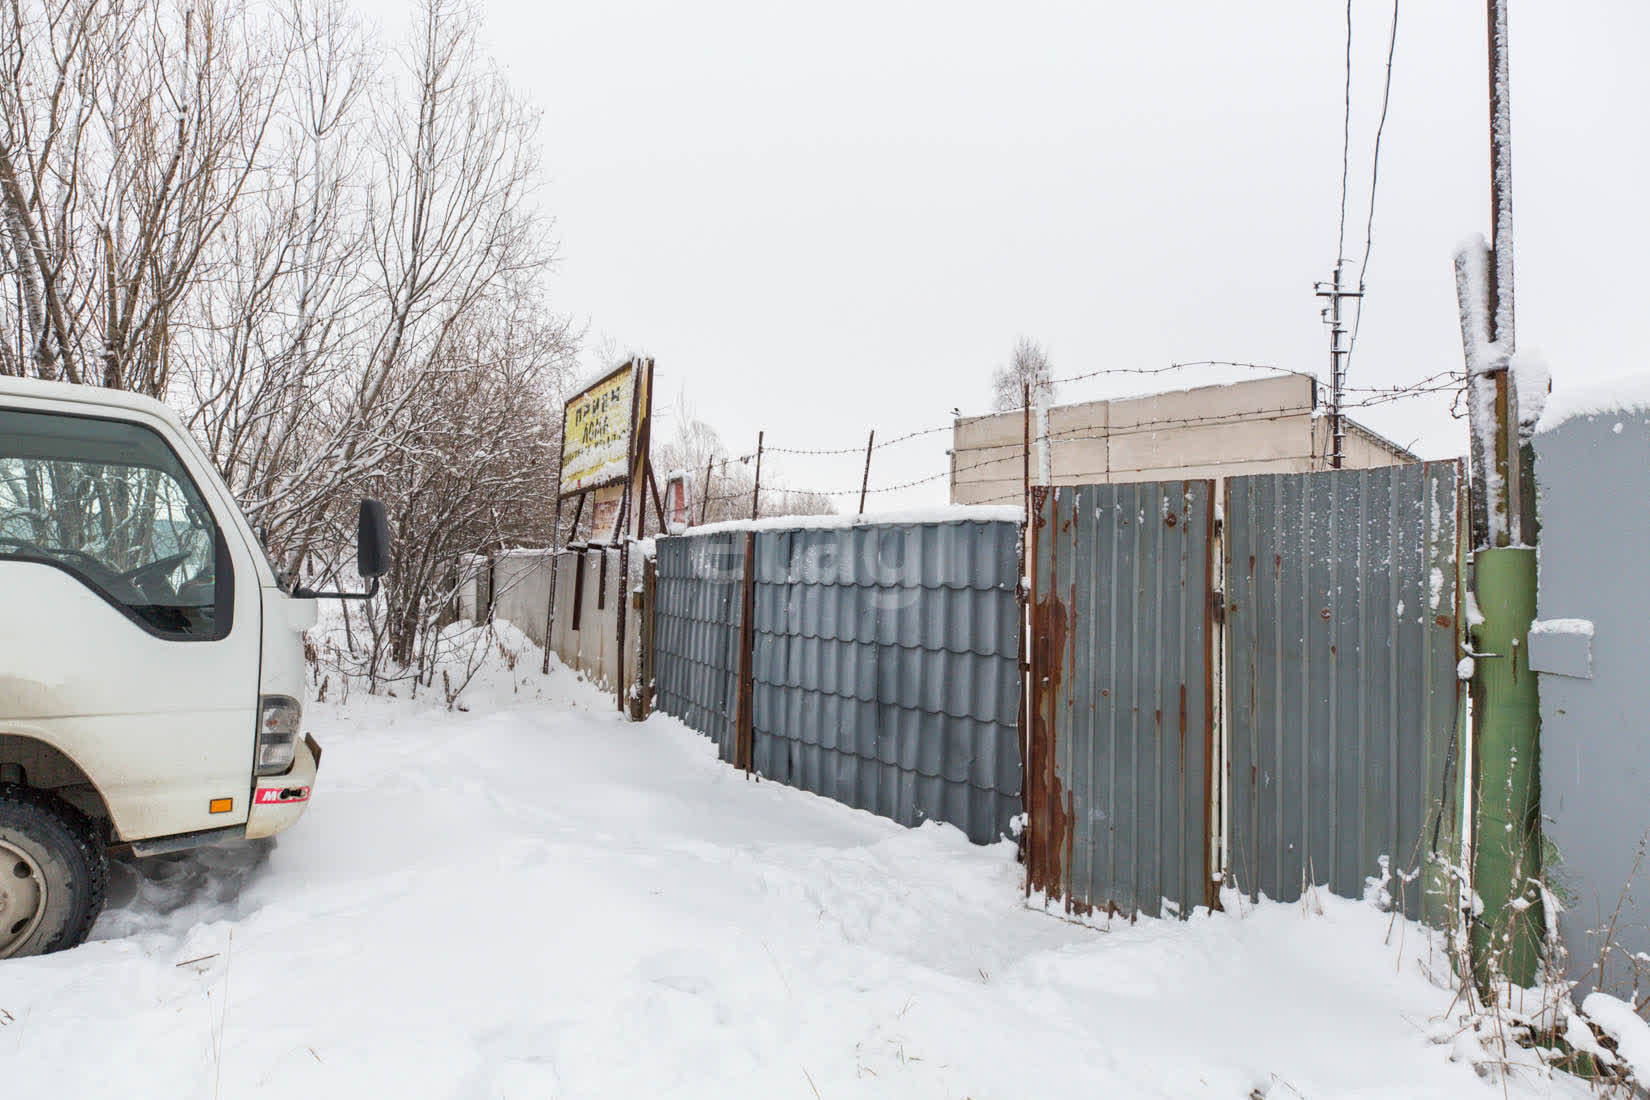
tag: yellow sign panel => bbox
[560,366,635,497]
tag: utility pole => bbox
[1459,0,1541,992]
[1315,262,1361,468]
[1487,0,1523,545]
[1021,383,1031,518]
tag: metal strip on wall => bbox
[1027,481,1216,920]
[1224,462,1462,922]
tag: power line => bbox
[764,360,1295,456]
[686,361,1460,507]
[1337,0,1355,261]
[1346,0,1402,377]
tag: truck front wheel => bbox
[0,787,107,960]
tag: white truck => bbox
[0,377,389,959]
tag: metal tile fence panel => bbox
[652,532,746,763]
[749,521,1022,844]
[1026,481,1216,920]
[1224,463,1462,922]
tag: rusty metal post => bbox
[857,430,875,516]
[733,530,757,772]
[1024,484,1066,903]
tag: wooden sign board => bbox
[560,364,636,498]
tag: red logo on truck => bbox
[254,786,311,805]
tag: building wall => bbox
[1531,408,1650,996]
[951,374,1412,505]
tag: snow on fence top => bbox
[1536,367,1650,433]
[681,504,1022,538]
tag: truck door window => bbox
[0,409,232,640]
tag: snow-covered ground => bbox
[2,630,1591,1099]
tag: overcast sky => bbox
[402,1,1649,508]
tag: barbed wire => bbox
[759,361,1301,457]
[681,362,1461,505]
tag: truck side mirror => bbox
[357,499,391,580]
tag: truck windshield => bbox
[0,408,227,639]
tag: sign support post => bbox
[545,358,657,712]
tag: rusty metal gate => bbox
[1223,463,1464,922]
[1027,481,1217,920]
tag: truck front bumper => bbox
[245,732,321,840]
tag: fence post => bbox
[630,554,656,721]
[733,530,757,772]
[750,432,764,521]
[858,430,875,516]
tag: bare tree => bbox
[0,0,294,392]
[0,0,578,691]
[365,300,573,678]
[991,336,1056,412]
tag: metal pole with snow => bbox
[1456,0,1543,991]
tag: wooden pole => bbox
[539,494,566,675]
[857,430,875,516]
[566,490,586,545]
[750,431,764,521]
[699,456,714,525]
[615,360,644,713]
[1486,0,1522,545]
[647,465,668,533]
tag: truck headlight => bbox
[257,696,302,776]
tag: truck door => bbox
[0,407,262,841]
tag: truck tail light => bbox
[256,696,302,776]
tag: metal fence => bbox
[1223,463,1463,922]
[653,532,748,764]
[750,522,1023,845]
[1532,410,1650,993]
[1026,481,1217,920]
[652,519,1023,845]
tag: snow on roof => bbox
[1536,367,1650,433]
[684,504,1022,538]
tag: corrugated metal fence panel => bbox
[652,533,745,763]
[749,521,1022,844]
[1224,462,1462,921]
[1027,481,1215,920]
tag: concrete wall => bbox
[544,547,633,694]
[1532,408,1650,995]
[464,547,643,699]
[951,374,1413,505]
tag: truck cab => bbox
[0,377,386,959]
